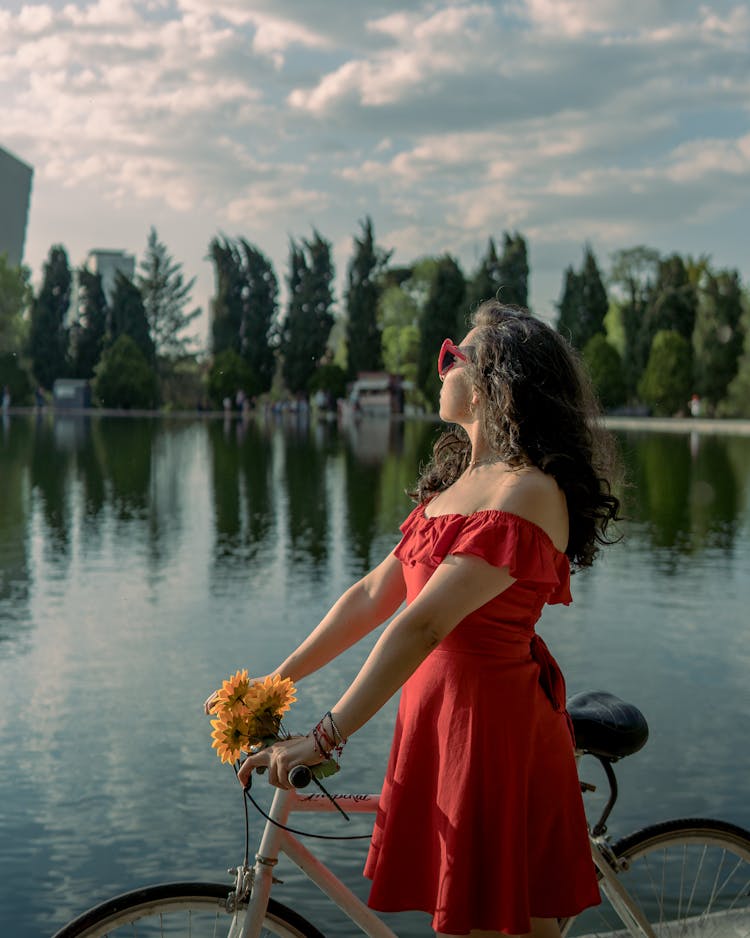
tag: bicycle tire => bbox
[561,817,750,938]
[51,880,325,938]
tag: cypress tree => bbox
[280,231,335,395]
[28,245,71,389]
[109,272,155,364]
[693,269,744,408]
[556,246,608,349]
[237,239,278,395]
[497,232,529,308]
[465,238,502,318]
[71,268,107,379]
[209,237,245,356]
[345,217,391,377]
[609,246,660,397]
[417,255,466,407]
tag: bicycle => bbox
[52,690,750,938]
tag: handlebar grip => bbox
[289,764,312,789]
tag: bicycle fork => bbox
[590,839,657,938]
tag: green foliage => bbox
[417,255,465,407]
[609,246,660,396]
[93,334,158,409]
[308,363,347,400]
[638,330,692,416]
[0,352,32,404]
[557,245,608,350]
[0,253,31,353]
[497,232,528,308]
[582,334,626,410]
[345,217,391,377]
[720,291,750,417]
[28,245,71,389]
[137,227,200,360]
[158,356,207,410]
[70,268,107,379]
[110,272,155,364]
[208,236,277,393]
[464,238,502,320]
[692,269,744,408]
[207,348,255,407]
[279,231,335,395]
[646,254,698,344]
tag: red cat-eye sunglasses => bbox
[437,339,472,380]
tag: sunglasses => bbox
[438,339,472,380]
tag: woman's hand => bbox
[237,734,325,790]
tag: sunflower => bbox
[214,669,252,716]
[252,674,297,719]
[210,710,252,764]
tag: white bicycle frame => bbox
[232,775,658,938]
[236,787,395,938]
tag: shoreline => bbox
[3,407,750,436]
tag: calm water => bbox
[1,413,749,938]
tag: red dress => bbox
[364,505,600,935]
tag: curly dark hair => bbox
[412,300,621,568]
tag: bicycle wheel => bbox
[562,818,750,938]
[51,881,324,938]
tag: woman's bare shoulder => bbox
[490,467,569,551]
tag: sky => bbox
[2,0,749,348]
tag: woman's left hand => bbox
[237,734,325,790]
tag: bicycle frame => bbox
[236,773,660,938]
[239,787,396,938]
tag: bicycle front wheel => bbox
[562,818,750,938]
[51,881,324,938]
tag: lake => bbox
[1,412,749,937]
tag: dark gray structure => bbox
[0,146,34,267]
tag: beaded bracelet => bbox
[311,711,347,764]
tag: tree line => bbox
[0,217,748,416]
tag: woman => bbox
[210,301,621,938]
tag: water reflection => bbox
[617,431,747,566]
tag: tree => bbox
[279,231,335,395]
[417,255,466,407]
[638,330,692,416]
[557,245,608,350]
[497,232,529,308]
[609,246,660,396]
[0,253,31,353]
[69,268,107,379]
[208,237,278,394]
[137,227,200,360]
[465,238,502,317]
[109,272,155,364]
[692,268,744,409]
[28,245,71,389]
[206,348,254,407]
[93,334,158,409]
[719,286,750,417]
[345,217,391,377]
[582,334,626,410]
[646,254,698,344]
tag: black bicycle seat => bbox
[567,690,649,760]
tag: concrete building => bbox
[0,146,34,267]
[86,249,136,303]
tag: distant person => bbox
[1,386,9,413]
[35,386,44,410]
[689,394,702,418]
[207,302,622,938]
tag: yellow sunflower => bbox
[214,669,252,716]
[253,674,297,718]
[210,710,252,764]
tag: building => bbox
[0,146,34,267]
[85,249,136,303]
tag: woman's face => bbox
[438,328,479,424]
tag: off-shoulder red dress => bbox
[364,505,600,936]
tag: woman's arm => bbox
[272,551,407,683]
[239,552,515,788]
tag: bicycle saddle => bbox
[567,690,649,760]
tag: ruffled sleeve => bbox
[394,507,572,605]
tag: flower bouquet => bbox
[208,670,339,781]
